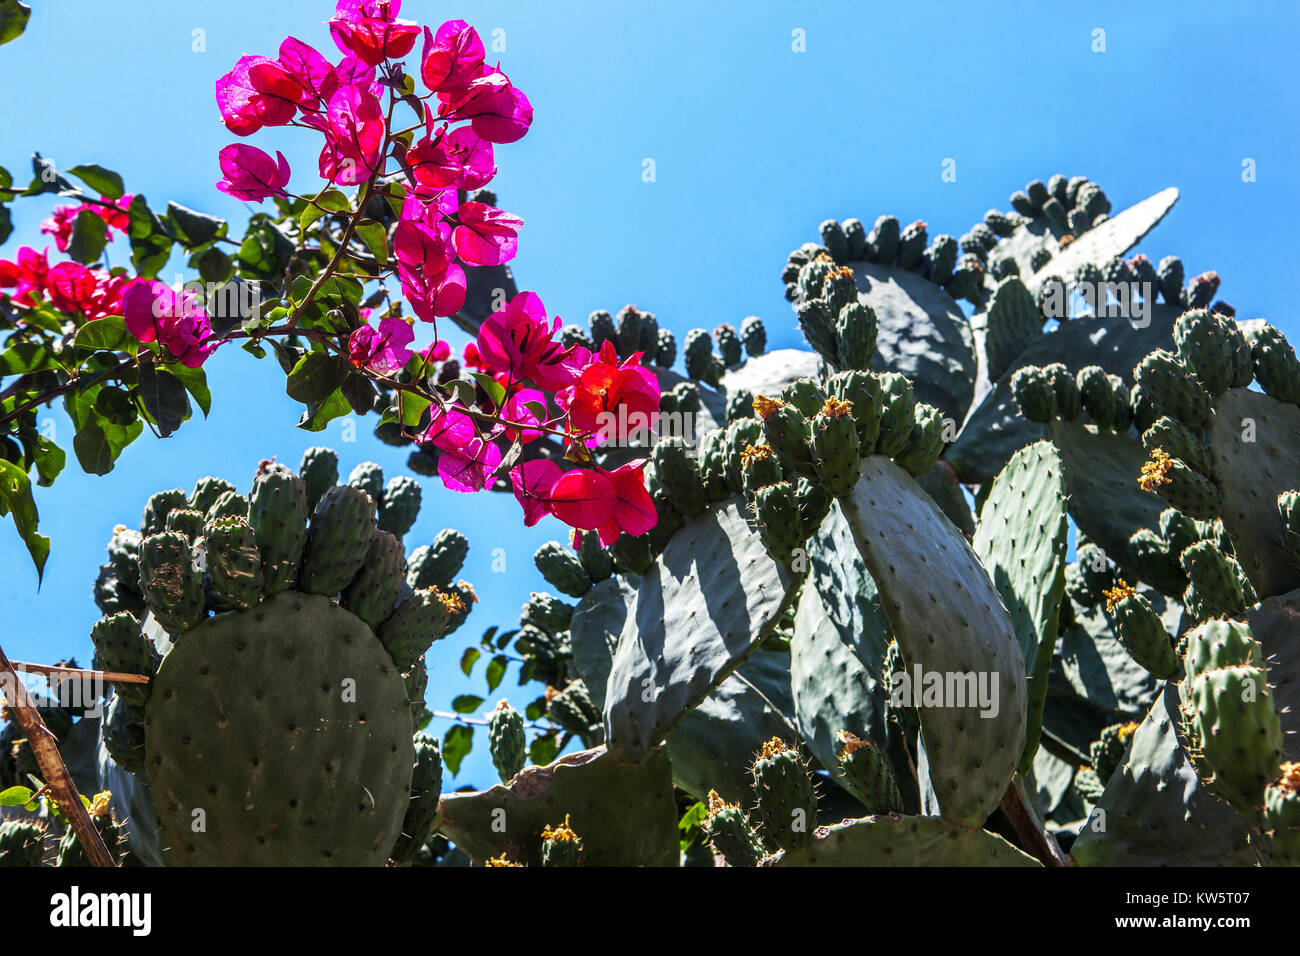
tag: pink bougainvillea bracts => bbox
[216,144,291,202]
[348,315,414,373]
[201,1,656,545]
[121,279,216,368]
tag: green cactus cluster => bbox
[17,172,1299,870]
[70,449,474,866]
[580,305,672,367]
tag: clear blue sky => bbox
[1,1,1297,787]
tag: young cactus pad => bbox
[838,455,1027,827]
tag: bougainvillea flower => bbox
[98,194,134,232]
[501,386,547,443]
[278,37,337,109]
[39,206,79,251]
[549,462,656,545]
[216,144,291,202]
[402,260,467,322]
[547,467,618,533]
[599,460,657,543]
[121,278,215,367]
[317,84,386,185]
[531,340,589,393]
[452,201,522,266]
[45,261,99,314]
[440,68,533,144]
[423,339,451,362]
[474,291,573,385]
[40,262,126,323]
[0,246,50,305]
[509,458,563,526]
[393,218,452,273]
[566,340,661,441]
[333,54,380,95]
[39,196,133,252]
[216,55,301,135]
[400,189,456,241]
[419,403,478,452]
[407,126,495,192]
[348,316,414,374]
[329,1,420,66]
[394,219,465,320]
[438,435,502,493]
[420,20,485,92]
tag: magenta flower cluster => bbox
[209,0,661,544]
[213,0,531,323]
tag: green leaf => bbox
[485,655,507,692]
[167,201,226,249]
[0,459,49,581]
[528,733,558,768]
[384,182,406,220]
[66,209,108,265]
[340,371,377,414]
[399,390,430,427]
[71,315,134,353]
[27,433,64,487]
[269,339,305,376]
[300,188,351,231]
[72,419,112,475]
[0,341,61,375]
[442,724,473,776]
[194,246,233,284]
[286,351,346,405]
[131,233,173,280]
[678,800,707,851]
[443,379,476,407]
[25,153,73,196]
[66,163,124,199]
[452,694,484,715]
[296,388,351,432]
[0,205,12,245]
[289,274,314,305]
[315,275,363,308]
[94,385,137,425]
[72,413,141,475]
[0,785,34,807]
[459,646,481,676]
[137,358,190,437]
[354,219,388,266]
[0,0,30,45]
[237,218,293,281]
[167,364,212,417]
[471,372,505,409]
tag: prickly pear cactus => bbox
[81,450,472,866]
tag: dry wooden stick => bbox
[0,642,116,868]
[9,660,150,684]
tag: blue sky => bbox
[1,1,1297,787]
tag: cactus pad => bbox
[602,499,802,764]
[145,591,414,866]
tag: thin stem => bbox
[0,642,115,867]
[9,659,150,685]
[998,777,1069,867]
